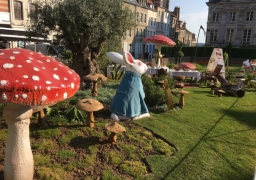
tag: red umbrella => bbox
[179,62,196,70]
[144,35,176,67]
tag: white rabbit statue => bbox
[107,51,150,121]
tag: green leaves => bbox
[110,64,125,80]
[63,106,86,123]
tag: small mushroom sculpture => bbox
[176,90,189,108]
[217,89,226,98]
[83,73,107,96]
[144,34,176,67]
[0,48,80,180]
[208,84,218,95]
[75,99,103,127]
[105,121,126,144]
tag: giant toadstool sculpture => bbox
[144,34,176,67]
[0,48,80,180]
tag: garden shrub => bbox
[141,74,175,107]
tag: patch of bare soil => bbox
[0,107,176,180]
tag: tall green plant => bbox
[110,64,125,80]
[174,40,184,64]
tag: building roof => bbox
[123,0,139,5]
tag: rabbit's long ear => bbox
[123,51,134,65]
[107,52,125,65]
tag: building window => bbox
[129,29,131,37]
[29,3,37,20]
[14,1,23,20]
[226,29,234,42]
[136,12,139,22]
[144,14,146,23]
[213,12,219,22]
[150,18,153,26]
[210,30,218,42]
[246,12,253,21]
[140,29,143,37]
[140,13,143,22]
[243,29,251,42]
[154,18,156,26]
[229,12,236,21]
[136,28,138,37]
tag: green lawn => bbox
[135,87,256,180]
[1,76,255,180]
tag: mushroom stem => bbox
[211,88,215,95]
[3,103,34,180]
[91,81,98,96]
[86,112,94,127]
[156,44,163,67]
[37,109,48,127]
[179,94,185,107]
[108,132,117,144]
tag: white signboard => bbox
[206,48,225,75]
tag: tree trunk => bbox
[71,41,104,78]
[72,53,100,78]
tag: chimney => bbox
[174,6,180,20]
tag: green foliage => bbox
[63,106,87,123]
[57,150,76,159]
[36,167,66,180]
[119,161,147,178]
[34,155,51,166]
[59,130,84,147]
[110,64,125,80]
[167,62,176,69]
[104,150,123,165]
[141,74,175,107]
[101,168,123,180]
[28,0,135,61]
[224,51,229,66]
[193,63,203,72]
[31,128,61,139]
[0,129,8,141]
[32,139,55,150]
[152,139,175,156]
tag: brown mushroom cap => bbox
[173,76,185,80]
[217,89,226,93]
[176,90,189,95]
[208,84,218,88]
[105,122,126,134]
[75,99,103,112]
[83,73,107,82]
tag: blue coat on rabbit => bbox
[107,51,150,121]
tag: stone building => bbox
[0,0,51,48]
[206,0,256,47]
[169,6,196,46]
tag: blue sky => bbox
[169,0,208,43]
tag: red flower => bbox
[248,66,251,69]
[254,70,256,75]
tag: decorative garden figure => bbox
[107,51,150,121]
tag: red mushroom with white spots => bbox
[0,48,80,180]
[144,34,176,67]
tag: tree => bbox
[27,0,135,77]
[174,40,184,64]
